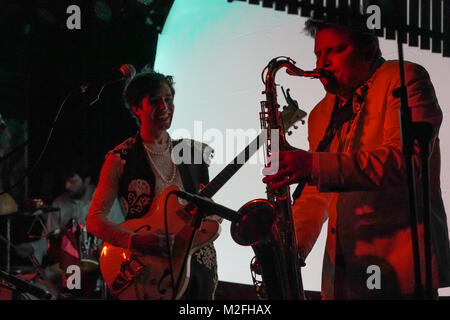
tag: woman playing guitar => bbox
[86,71,219,300]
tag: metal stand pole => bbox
[6,216,10,273]
[395,32,434,300]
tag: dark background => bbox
[0,0,174,267]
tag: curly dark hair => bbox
[123,71,175,125]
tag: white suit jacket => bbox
[294,60,450,299]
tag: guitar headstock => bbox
[280,87,307,135]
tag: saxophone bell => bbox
[230,199,275,246]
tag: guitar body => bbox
[99,185,221,300]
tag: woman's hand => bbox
[130,231,174,257]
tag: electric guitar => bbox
[99,92,307,299]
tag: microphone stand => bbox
[171,194,240,299]
[394,30,434,300]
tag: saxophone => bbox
[231,57,323,300]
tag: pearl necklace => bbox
[142,138,171,156]
[143,141,177,184]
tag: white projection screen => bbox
[154,0,450,296]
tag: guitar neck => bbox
[199,132,264,199]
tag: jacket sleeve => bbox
[314,62,442,192]
[86,153,135,249]
[293,106,331,259]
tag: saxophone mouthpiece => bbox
[302,69,328,79]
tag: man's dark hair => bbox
[123,71,175,125]
[304,18,382,61]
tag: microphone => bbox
[81,64,136,105]
[172,191,240,223]
[118,64,137,80]
[81,64,136,90]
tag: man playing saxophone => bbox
[262,19,450,299]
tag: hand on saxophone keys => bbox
[262,149,313,189]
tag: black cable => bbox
[0,81,114,196]
[0,140,29,163]
[0,87,82,196]
[173,217,198,300]
[165,190,203,300]
[164,190,177,299]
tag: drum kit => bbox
[0,193,106,300]
[47,218,102,275]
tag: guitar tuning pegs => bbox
[293,125,298,130]
[287,131,292,136]
[301,120,305,125]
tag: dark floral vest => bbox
[110,133,218,298]
[108,134,155,220]
[110,134,210,220]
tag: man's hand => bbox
[131,231,174,257]
[262,149,313,189]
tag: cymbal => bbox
[0,193,18,216]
